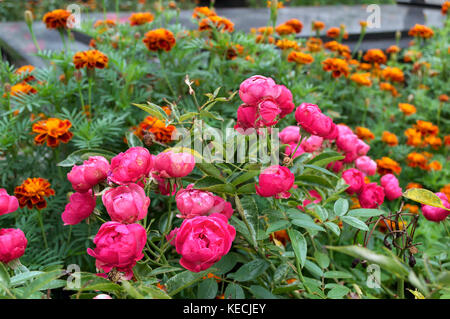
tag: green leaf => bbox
[196,163,225,182]
[66,272,122,293]
[125,131,143,148]
[10,271,43,287]
[304,260,324,278]
[324,222,341,236]
[323,271,353,279]
[148,266,183,277]
[326,245,410,278]
[0,263,10,288]
[403,188,450,210]
[236,183,256,194]
[314,252,330,269]
[197,279,218,299]
[304,164,339,179]
[291,219,325,232]
[194,176,235,194]
[249,285,277,299]
[57,148,117,167]
[287,229,307,268]
[347,209,386,218]
[334,199,349,217]
[224,283,245,299]
[306,151,345,167]
[234,196,258,248]
[295,175,333,188]
[21,270,62,298]
[166,270,212,296]
[341,216,369,231]
[139,285,171,299]
[212,253,238,275]
[327,286,350,299]
[179,112,198,122]
[122,280,145,299]
[231,170,260,186]
[227,259,269,282]
[266,220,291,234]
[133,102,169,122]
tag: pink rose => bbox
[380,174,402,201]
[342,150,358,164]
[276,85,295,117]
[301,135,323,152]
[109,147,153,185]
[298,190,322,211]
[102,183,150,224]
[294,103,336,138]
[176,184,216,219]
[356,139,370,156]
[256,165,294,198]
[239,75,280,105]
[67,156,110,193]
[355,156,377,176]
[336,132,359,154]
[206,196,234,219]
[342,168,366,195]
[0,189,19,216]
[62,190,97,226]
[166,227,179,246]
[279,126,301,145]
[0,228,27,263]
[327,160,344,173]
[258,99,281,126]
[175,213,236,272]
[152,173,177,196]
[87,222,147,279]
[154,151,196,178]
[234,104,259,130]
[358,183,385,208]
[421,192,450,222]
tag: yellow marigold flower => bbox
[363,49,387,65]
[129,12,154,26]
[276,39,299,50]
[322,58,350,78]
[32,118,73,148]
[350,73,372,87]
[376,157,402,175]
[408,24,434,39]
[42,9,71,29]
[14,178,55,210]
[382,67,404,83]
[381,131,398,146]
[143,28,176,51]
[73,50,108,69]
[192,6,217,19]
[355,127,375,142]
[287,51,314,65]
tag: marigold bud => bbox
[24,10,33,26]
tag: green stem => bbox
[397,279,405,299]
[37,210,48,249]
[27,24,41,53]
[158,51,176,98]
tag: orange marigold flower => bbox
[445,135,450,146]
[386,45,400,54]
[350,197,361,209]
[73,50,108,69]
[363,49,387,65]
[42,9,71,29]
[439,94,449,102]
[199,16,234,33]
[403,204,419,214]
[381,131,398,146]
[93,19,116,28]
[398,103,416,116]
[326,27,347,39]
[133,107,176,144]
[16,65,35,82]
[408,24,434,39]
[284,19,303,33]
[324,41,351,58]
[376,157,402,175]
[322,58,349,78]
[406,182,422,190]
[143,28,176,51]
[276,39,299,50]
[406,152,428,170]
[440,184,450,201]
[414,120,439,136]
[403,50,422,63]
[275,24,296,35]
[32,118,73,148]
[225,44,244,60]
[269,229,290,246]
[355,127,375,142]
[379,82,399,97]
[129,12,154,26]
[8,82,37,97]
[192,6,217,19]
[312,21,325,31]
[14,178,55,210]
[382,66,404,83]
[256,26,274,35]
[443,1,450,15]
[306,37,322,52]
[287,51,314,65]
[350,73,372,87]
[359,21,368,28]
[428,160,442,171]
[404,128,422,147]
[267,1,284,8]
[424,135,442,150]
[378,219,407,233]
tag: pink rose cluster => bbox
[334,124,371,165]
[168,183,236,272]
[341,168,385,208]
[256,165,295,199]
[421,192,450,222]
[235,75,295,131]
[295,103,338,140]
[279,126,323,159]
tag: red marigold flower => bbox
[32,118,73,148]
[73,50,109,69]
[129,12,154,26]
[14,178,55,210]
[43,9,71,29]
[143,28,176,51]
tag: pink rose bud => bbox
[358,183,385,208]
[0,189,19,216]
[327,160,344,173]
[298,190,322,211]
[62,190,97,226]
[279,126,301,145]
[276,85,295,117]
[67,156,110,193]
[175,213,236,272]
[355,139,370,156]
[421,192,450,222]
[234,104,259,130]
[380,174,402,201]
[256,165,295,199]
[294,103,336,138]
[154,151,196,178]
[87,222,147,280]
[102,183,150,224]
[166,227,179,246]
[0,228,27,263]
[258,99,281,126]
[239,75,280,105]
[109,147,153,185]
[93,294,112,299]
[355,156,377,176]
[301,135,323,153]
[175,184,216,219]
[342,168,366,195]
